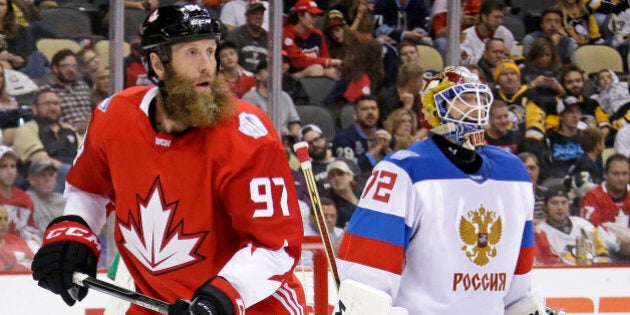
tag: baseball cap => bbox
[0,145,17,160]
[325,9,346,30]
[292,0,324,16]
[543,184,569,202]
[246,0,265,12]
[298,124,323,141]
[492,59,520,82]
[326,160,354,176]
[28,159,57,176]
[557,96,582,114]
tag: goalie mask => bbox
[421,66,493,149]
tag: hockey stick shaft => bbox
[293,141,341,290]
[72,272,170,314]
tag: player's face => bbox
[303,131,327,160]
[605,160,630,194]
[448,93,488,122]
[354,100,379,129]
[562,71,584,96]
[158,39,235,128]
[545,196,570,224]
[327,169,352,192]
[522,157,540,184]
[598,71,613,89]
[497,69,520,92]
[400,46,419,64]
[35,91,62,123]
[0,206,7,239]
[28,169,57,195]
[489,105,509,135]
[54,55,78,84]
[0,155,17,189]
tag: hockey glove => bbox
[168,277,244,315]
[31,215,101,306]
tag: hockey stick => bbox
[293,141,341,290]
[72,271,170,314]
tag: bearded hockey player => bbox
[336,66,546,314]
[30,4,306,315]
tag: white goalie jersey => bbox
[336,137,537,314]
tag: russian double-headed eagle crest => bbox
[459,205,502,266]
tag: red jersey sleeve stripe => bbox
[337,232,404,275]
[515,221,535,275]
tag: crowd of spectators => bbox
[2,0,630,271]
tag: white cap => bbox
[326,160,354,176]
[298,124,323,141]
[0,145,18,160]
[557,96,581,114]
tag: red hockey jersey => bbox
[67,86,306,314]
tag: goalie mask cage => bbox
[298,236,337,315]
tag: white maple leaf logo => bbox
[119,178,206,274]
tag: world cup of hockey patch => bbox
[390,150,419,160]
[459,205,502,266]
[238,112,268,139]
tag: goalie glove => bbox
[31,215,101,306]
[168,277,245,315]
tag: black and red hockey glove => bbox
[31,215,101,306]
[168,277,244,315]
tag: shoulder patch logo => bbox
[390,150,419,160]
[459,205,502,266]
[238,112,268,139]
[97,97,111,112]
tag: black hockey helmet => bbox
[140,4,221,78]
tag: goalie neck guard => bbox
[421,66,493,149]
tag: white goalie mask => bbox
[421,66,493,149]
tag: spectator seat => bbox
[94,40,131,68]
[340,103,354,130]
[299,76,338,106]
[296,105,336,140]
[39,7,93,40]
[416,45,444,73]
[576,45,623,75]
[502,14,526,43]
[36,38,82,62]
